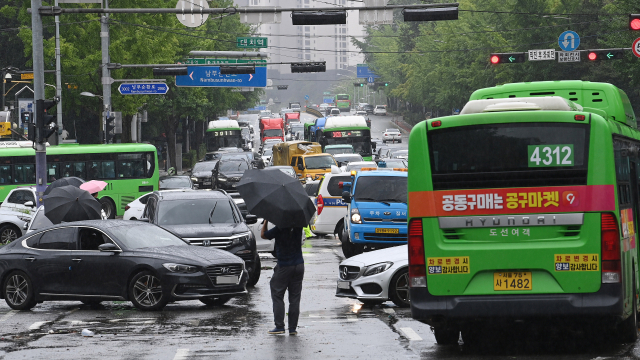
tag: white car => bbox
[382,128,402,143]
[311,171,351,236]
[123,193,152,220]
[373,105,387,116]
[345,161,377,173]
[336,245,409,307]
[0,187,38,243]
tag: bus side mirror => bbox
[342,191,351,203]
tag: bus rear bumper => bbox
[410,283,623,325]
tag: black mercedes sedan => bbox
[0,220,247,311]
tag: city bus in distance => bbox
[407,81,640,344]
[205,120,243,152]
[335,94,351,112]
[0,142,158,218]
[317,116,373,161]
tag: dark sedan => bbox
[213,159,250,191]
[190,161,218,188]
[0,220,247,311]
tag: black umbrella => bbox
[236,169,316,228]
[44,176,85,196]
[43,185,102,224]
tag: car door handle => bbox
[72,258,82,262]
[25,257,36,262]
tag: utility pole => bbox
[55,0,62,144]
[31,0,46,206]
[101,0,111,143]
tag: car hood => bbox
[192,171,213,178]
[133,245,242,265]
[354,201,407,219]
[219,170,245,178]
[162,223,249,238]
[342,245,408,266]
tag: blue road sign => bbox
[118,83,168,95]
[558,31,580,52]
[248,105,267,111]
[304,95,309,100]
[356,65,380,79]
[176,66,267,87]
[367,76,376,83]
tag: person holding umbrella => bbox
[79,180,109,219]
[237,169,316,336]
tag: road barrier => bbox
[305,107,323,118]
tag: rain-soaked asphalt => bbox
[0,237,639,359]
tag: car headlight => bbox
[350,208,361,224]
[218,176,228,182]
[231,232,252,246]
[363,262,393,276]
[191,177,197,182]
[163,263,199,273]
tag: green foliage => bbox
[198,143,207,160]
[183,149,198,169]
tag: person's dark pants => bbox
[270,263,305,330]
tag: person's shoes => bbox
[289,329,298,335]
[268,328,285,334]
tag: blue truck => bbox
[340,166,408,258]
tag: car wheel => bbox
[99,197,116,219]
[247,256,261,287]
[389,268,410,307]
[200,296,232,306]
[129,271,168,311]
[433,327,460,345]
[341,240,363,258]
[0,224,20,245]
[3,271,37,310]
[616,276,638,343]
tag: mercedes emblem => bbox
[342,267,348,279]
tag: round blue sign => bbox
[304,95,309,100]
[558,31,580,52]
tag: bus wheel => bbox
[99,198,116,219]
[616,280,638,343]
[341,240,362,258]
[433,327,460,345]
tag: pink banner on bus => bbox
[409,185,616,217]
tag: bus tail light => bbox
[574,114,586,121]
[408,219,427,287]
[601,212,621,283]
[317,194,324,215]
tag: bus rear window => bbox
[428,123,589,190]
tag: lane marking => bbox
[346,315,358,322]
[399,327,423,341]
[383,308,395,314]
[29,321,51,330]
[173,348,189,360]
[0,310,18,322]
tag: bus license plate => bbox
[375,228,399,234]
[493,272,532,291]
[337,280,350,289]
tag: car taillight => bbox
[408,219,426,287]
[317,194,324,215]
[601,212,621,283]
[384,133,388,136]
[124,205,130,211]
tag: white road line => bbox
[0,310,18,322]
[399,327,423,341]
[28,321,51,330]
[383,308,395,314]
[173,348,189,360]
[346,315,358,322]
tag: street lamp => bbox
[2,72,13,111]
[80,91,103,99]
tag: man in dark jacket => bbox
[261,220,304,335]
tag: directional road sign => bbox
[633,38,640,58]
[528,49,556,61]
[118,83,168,95]
[183,58,267,65]
[558,31,580,52]
[304,95,310,100]
[356,64,380,79]
[175,66,268,87]
[237,37,268,48]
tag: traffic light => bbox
[153,67,188,76]
[490,52,526,64]
[354,83,364,87]
[105,114,116,143]
[291,62,326,73]
[630,14,640,30]
[403,7,458,22]
[35,99,58,144]
[586,49,624,61]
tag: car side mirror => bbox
[22,222,29,230]
[342,191,351,203]
[98,243,120,252]
[244,214,258,225]
[297,163,304,171]
[24,201,34,207]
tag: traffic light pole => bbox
[31,0,47,206]
[101,0,111,143]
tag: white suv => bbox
[0,187,37,243]
[373,105,387,116]
[311,172,352,237]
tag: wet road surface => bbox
[0,237,638,359]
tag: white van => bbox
[311,172,352,236]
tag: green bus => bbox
[408,81,640,344]
[318,116,373,161]
[205,120,243,152]
[335,94,351,112]
[0,142,158,218]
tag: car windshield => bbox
[335,155,363,163]
[305,156,336,169]
[386,129,400,133]
[220,161,249,172]
[159,177,191,189]
[264,129,282,137]
[379,159,407,168]
[347,163,377,171]
[157,199,237,225]
[30,206,53,231]
[376,106,385,109]
[326,147,354,155]
[263,149,273,156]
[290,125,304,133]
[354,176,407,203]
[192,162,217,172]
[109,224,188,249]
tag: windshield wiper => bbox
[208,202,218,224]
[379,198,407,204]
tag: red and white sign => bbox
[633,38,640,58]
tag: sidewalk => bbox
[389,115,414,134]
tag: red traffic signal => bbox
[489,53,526,64]
[630,14,640,30]
[586,49,624,61]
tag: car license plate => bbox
[493,272,532,291]
[216,275,239,284]
[375,228,399,234]
[337,280,350,289]
[203,182,211,185]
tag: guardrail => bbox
[305,107,323,118]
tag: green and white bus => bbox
[334,94,351,112]
[408,81,640,344]
[205,120,243,152]
[318,116,373,161]
[0,142,158,218]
